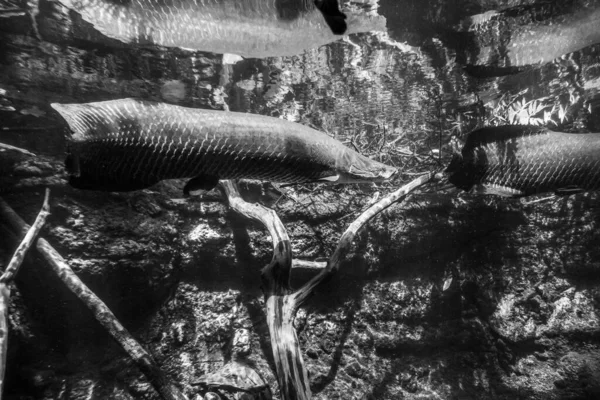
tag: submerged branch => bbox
[293,259,327,270]
[0,197,187,400]
[221,174,435,399]
[293,172,435,307]
[220,180,292,291]
[0,283,9,398]
[0,189,50,397]
[0,188,50,283]
[221,180,309,400]
[0,142,36,156]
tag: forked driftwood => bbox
[0,189,50,397]
[221,173,434,400]
[0,197,187,400]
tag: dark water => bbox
[1,0,600,182]
[1,0,599,184]
[1,1,600,399]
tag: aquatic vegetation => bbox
[1,1,600,400]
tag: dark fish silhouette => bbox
[446,126,600,197]
[51,99,397,193]
[56,0,382,57]
[314,0,347,35]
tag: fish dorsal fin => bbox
[52,98,153,140]
[464,126,546,150]
[51,102,91,140]
[314,0,347,35]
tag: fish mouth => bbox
[337,165,398,183]
[381,166,398,180]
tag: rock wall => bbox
[1,0,600,399]
[2,157,600,399]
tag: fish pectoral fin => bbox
[555,186,584,196]
[473,184,524,197]
[314,0,347,35]
[183,175,220,196]
[65,152,81,177]
[318,175,340,182]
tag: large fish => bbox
[55,0,385,57]
[445,126,600,197]
[51,98,397,193]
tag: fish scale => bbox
[56,0,384,57]
[446,126,600,197]
[51,98,396,192]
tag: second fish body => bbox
[56,0,386,57]
[51,98,397,193]
[446,126,600,197]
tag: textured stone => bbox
[1,2,600,399]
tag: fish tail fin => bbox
[322,14,347,35]
[314,0,347,35]
[53,102,89,178]
[51,102,91,140]
[462,125,545,150]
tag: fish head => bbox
[341,164,397,183]
[445,152,476,191]
[332,151,398,183]
[445,134,523,197]
[444,135,480,192]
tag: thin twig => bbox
[521,195,554,205]
[292,260,326,270]
[0,282,9,397]
[0,142,35,156]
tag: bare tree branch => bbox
[292,260,327,270]
[0,142,35,156]
[0,189,50,397]
[220,180,310,400]
[220,180,293,291]
[221,174,435,399]
[0,197,187,400]
[0,283,9,399]
[0,188,50,284]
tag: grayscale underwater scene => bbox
[1,0,600,399]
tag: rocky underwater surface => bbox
[2,157,600,400]
[1,0,600,399]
